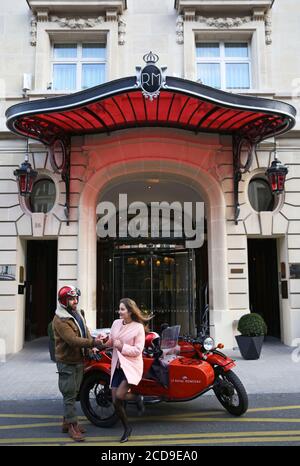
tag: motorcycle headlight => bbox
[203,337,215,351]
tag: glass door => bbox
[113,251,152,317]
[112,248,196,334]
[151,250,195,334]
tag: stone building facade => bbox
[1,0,300,355]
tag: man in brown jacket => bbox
[52,285,102,442]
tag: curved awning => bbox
[6,76,296,145]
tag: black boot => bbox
[135,394,145,416]
[114,399,132,443]
[120,425,133,443]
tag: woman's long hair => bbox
[120,298,153,326]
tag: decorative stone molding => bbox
[36,10,49,22]
[196,15,252,28]
[176,15,184,44]
[118,17,126,45]
[175,1,273,45]
[184,9,196,21]
[106,10,118,22]
[50,15,105,29]
[265,10,272,45]
[175,0,273,15]
[30,16,37,46]
[27,0,126,16]
[252,8,265,21]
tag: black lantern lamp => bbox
[266,146,288,194]
[14,141,38,196]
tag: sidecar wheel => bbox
[80,371,118,427]
[213,370,248,416]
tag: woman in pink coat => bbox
[100,298,150,443]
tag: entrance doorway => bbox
[247,239,281,338]
[96,175,208,334]
[97,240,208,335]
[114,247,195,333]
[25,240,57,340]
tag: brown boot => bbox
[68,423,85,442]
[74,422,87,434]
[62,418,86,434]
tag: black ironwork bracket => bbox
[49,136,71,225]
[61,138,71,226]
[232,134,254,225]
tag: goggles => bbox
[67,288,81,298]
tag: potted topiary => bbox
[47,321,56,362]
[236,313,267,360]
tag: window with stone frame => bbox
[176,1,273,90]
[27,0,126,92]
[29,178,56,214]
[52,42,107,91]
[248,177,276,212]
[196,41,251,90]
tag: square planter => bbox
[235,335,264,360]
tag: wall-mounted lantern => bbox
[14,142,37,196]
[266,146,288,194]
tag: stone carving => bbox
[176,15,184,44]
[30,16,37,46]
[50,16,105,29]
[37,10,49,22]
[184,9,196,21]
[265,10,272,45]
[106,10,118,22]
[196,16,252,28]
[118,17,126,45]
[252,8,265,21]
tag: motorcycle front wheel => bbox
[80,371,118,427]
[213,369,248,416]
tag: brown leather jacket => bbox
[52,304,94,364]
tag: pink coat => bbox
[107,319,145,386]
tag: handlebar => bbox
[180,335,204,345]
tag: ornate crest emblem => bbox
[136,52,167,101]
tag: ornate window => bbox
[29,178,56,214]
[52,42,106,91]
[27,0,126,92]
[196,42,251,90]
[248,177,276,212]
[176,0,273,88]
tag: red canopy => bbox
[6,76,296,145]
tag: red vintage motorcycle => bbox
[79,326,248,427]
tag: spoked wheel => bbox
[213,370,248,416]
[80,371,118,427]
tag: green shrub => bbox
[47,321,54,340]
[237,313,267,337]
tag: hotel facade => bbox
[1,0,300,355]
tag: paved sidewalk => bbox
[227,338,300,394]
[0,337,299,400]
[0,338,60,400]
